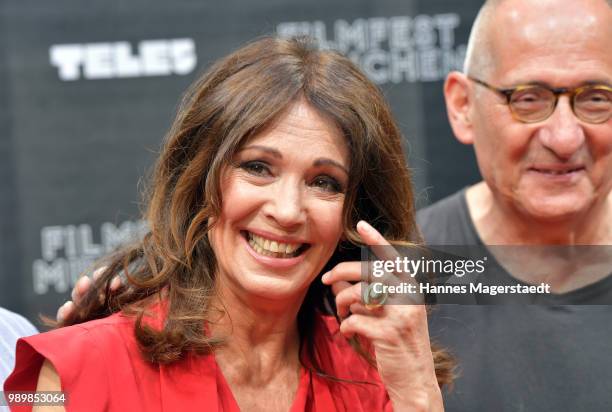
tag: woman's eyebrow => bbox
[313,158,349,175]
[240,145,282,158]
[241,144,348,175]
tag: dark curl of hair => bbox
[61,36,454,387]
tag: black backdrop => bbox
[0,0,483,325]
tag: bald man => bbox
[419,0,612,410]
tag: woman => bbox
[6,36,452,411]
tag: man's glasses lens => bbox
[509,87,555,123]
[574,87,612,123]
[509,85,612,123]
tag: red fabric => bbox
[4,309,392,411]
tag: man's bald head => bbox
[446,0,612,228]
[463,0,612,78]
[462,0,500,77]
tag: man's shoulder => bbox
[0,307,38,337]
[0,307,38,382]
[416,190,465,225]
[416,189,479,245]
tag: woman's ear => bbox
[444,71,475,145]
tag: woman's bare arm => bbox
[33,360,66,412]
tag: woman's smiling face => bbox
[209,100,350,303]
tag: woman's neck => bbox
[209,280,303,383]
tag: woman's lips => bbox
[246,231,303,257]
[240,230,310,268]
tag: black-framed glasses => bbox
[468,76,612,124]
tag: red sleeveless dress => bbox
[5,307,392,411]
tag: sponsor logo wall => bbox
[0,0,482,324]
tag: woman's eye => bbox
[312,176,343,193]
[240,161,271,177]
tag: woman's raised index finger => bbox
[356,221,390,245]
[356,220,401,262]
[356,220,423,303]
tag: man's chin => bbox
[508,181,598,222]
[518,197,592,223]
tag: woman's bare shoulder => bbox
[33,360,65,412]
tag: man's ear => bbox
[444,71,475,145]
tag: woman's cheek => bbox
[312,199,345,243]
[222,177,267,218]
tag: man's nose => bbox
[537,96,586,160]
[263,179,306,229]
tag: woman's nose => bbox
[262,178,306,229]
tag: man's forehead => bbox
[487,0,612,83]
[489,0,611,29]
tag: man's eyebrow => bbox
[581,80,612,87]
[504,80,558,89]
[240,145,349,175]
[510,80,612,88]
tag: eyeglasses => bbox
[468,76,612,124]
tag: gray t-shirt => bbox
[418,189,612,412]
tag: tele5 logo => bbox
[49,38,196,81]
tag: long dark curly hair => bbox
[62,36,454,386]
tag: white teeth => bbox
[247,232,303,258]
[270,241,279,252]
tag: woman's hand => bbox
[322,220,443,412]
